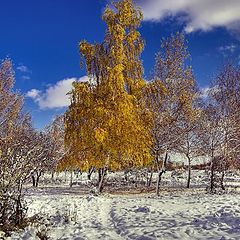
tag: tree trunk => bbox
[51,171,54,181]
[70,171,73,187]
[187,156,191,188]
[124,171,128,182]
[156,151,168,196]
[98,168,106,193]
[87,167,94,180]
[210,157,214,193]
[65,171,67,183]
[31,174,36,187]
[147,170,153,188]
[135,173,138,187]
[220,171,225,190]
[98,169,102,185]
[35,171,42,187]
[156,171,163,196]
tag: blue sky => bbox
[0,0,240,129]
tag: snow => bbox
[5,170,240,239]
[168,152,209,166]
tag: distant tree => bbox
[207,64,240,190]
[198,104,223,192]
[30,131,54,187]
[176,110,202,188]
[63,0,152,193]
[45,115,65,180]
[145,32,197,195]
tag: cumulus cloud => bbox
[139,0,240,33]
[26,76,89,109]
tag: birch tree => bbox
[145,32,197,195]
[209,64,240,189]
[63,0,152,193]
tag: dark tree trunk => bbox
[187,156,191,188]
[87,167,94,180]
[135,173,138,187]
[124,171,128,182]
[32,174,36,187]
[210,157,214,193]
[156,151,168,196]
[98,169,102,185]
[51,171,54,181]
[220,171,225,190]
[35,171,42,187]
[147,170,153,188]
[70,171,73,187]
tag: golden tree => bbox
[64,0,152,192]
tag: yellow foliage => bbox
[62,0,153,172]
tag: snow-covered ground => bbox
[5,170,240,240]
[7,191,240,240]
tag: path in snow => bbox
[8,191,240,240]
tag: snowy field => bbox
[5,171,240,240]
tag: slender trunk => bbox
[70,171,73,187]
[220,171,225,190]
[156,151,168,196]
[135,173,138,187]
[51,171,54,181]
[210,157,214,193]
[32,174,36,187]
[156,171,163,196]
[16,181,23,225]
[98,169,102,185]
[124,171,128,182]
[65,171,67,183]
[87,167,94,180]
[98,168,106,193]
[187,156,191,188]
[149,171,153,187]
[35,171,42,187]
[147,170,153,188]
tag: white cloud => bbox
[200,85,220,99]
[200,86,211,99]
[140,0,240,33]
[26,89,41,99]
[218,43,239,58]
[26,76,89,109]
[17,64,31,73]
[219,44,237,53]
[22,75,31,80]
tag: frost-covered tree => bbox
[0,59,34,229]
[145,32,197,195]
[176,111,202,188]
[205,64,240,190]
[45,115,65,180]
[198,104,223,192]
[30,131,55,187]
